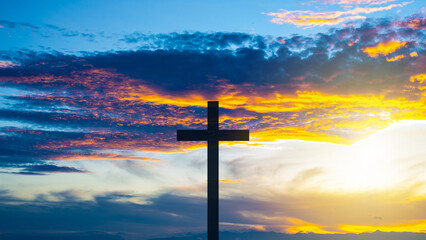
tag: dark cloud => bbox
[20,164,87,175]
[0,14,425,172]
[0,192,207,239]
[120,32,267,51]
[0,190,288,239]
[150,231,426,240]
[3,15,423,93]
[0,190,424,240]
[0,232,125,240]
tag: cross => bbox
[177,101,249,240]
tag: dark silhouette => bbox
[0,231,124,240]
[177,101,249,240]
[150,230,426,240]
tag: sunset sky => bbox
[0,0,425,239]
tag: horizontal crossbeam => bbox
[177,130,208,141]
[177,129,249,141]
[218,130,249,141]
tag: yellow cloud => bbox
[252,126,351,144]
[120,83,426,145]
[219,179,246,183]
[340,219,426,233]
[286,217,341,234]
[386,54,405,62]
[363,41,407,57]
[410,74,426,84]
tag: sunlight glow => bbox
[333,130,396,190]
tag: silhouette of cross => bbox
[177,101,249,240]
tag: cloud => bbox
[0,191,208,239]
[53,153,161,161]
[0,19,97,41]
[0,14,424,173]
[386,54,405,61]
[362,40,407,57]
[410,74,426,84]
[265,10,366,27]
[152,231,426,240]
[340,220,426,234]
[264,2,411,27]
[410,52,418,57]
[0,232,125,240]
[0,61,19,68]
[20,164,88,175]
[396,14,426,30]
[0,20,38,30]
[120,32,267,51]
[1,118,426,236]
[218,179,246,183]
[5,189,424,238]
[322,0,399,5]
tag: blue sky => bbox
[1,0,424,53]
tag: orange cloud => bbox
[348,39,359,46]
[286,218,341,234]
[397,17,426,30]
[264,2,410,27]
[362,40,407,57]
[386,54,405,62]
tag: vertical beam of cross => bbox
[177,101,249,240]
[207,101,219,240]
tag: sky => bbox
[0,0,425,239]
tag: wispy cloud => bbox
[264,1,411,27]
[0,20,38,30]
[0,19,97,41]
[322,0,398,5]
